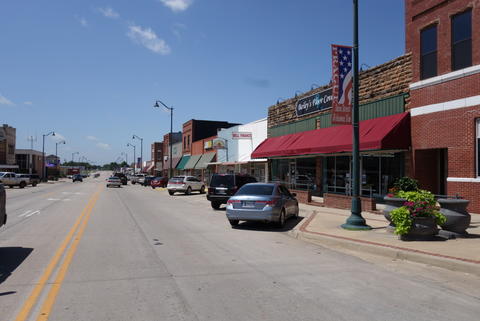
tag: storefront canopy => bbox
[164,157,181,170]
[252,112,410,158]
[194,152,216,169]
[176,155,191,170]
[183,154,202,170]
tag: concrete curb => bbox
[289,212,480,277]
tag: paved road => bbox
[1,173,480,321]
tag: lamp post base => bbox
[341,214,372,230]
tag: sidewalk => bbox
[291,204,480,276]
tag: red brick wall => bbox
[405,0,480,83]
[323,193,377,212]
[290,189,312,204]
[448,181,480,213]
[182,120,193,155]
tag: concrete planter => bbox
[438,198,471,236]
[383,196,406,232]
[400,216,439,241]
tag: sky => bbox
[0,0,405,165]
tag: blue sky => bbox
[1,0,405,165]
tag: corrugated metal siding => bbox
[269,94,405,137]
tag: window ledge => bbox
[410,64,480,90]
[447,177,480,183]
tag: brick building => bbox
[0,124,17,170]
[405,0,480,212]
[15,149,43,174]
[151,142,164,175]
[162,132,182,177]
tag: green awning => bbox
[194,152,216,169]
[183,154,202,169]
[176,155,191,170]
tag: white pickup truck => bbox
[0,172,30,188]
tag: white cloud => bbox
[79,17,88,27]
[24,101,33,105]
[96,142,111,150]
[98,7,120,19]
[0,94,14,106]
[172,23,187,40]
[86,135,98,141]
[127,24,171,55]
[159,0,193,12]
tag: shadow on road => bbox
[0,247,34,284]
[233,216,305,232]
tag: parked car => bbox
[142,176,155,187]
[207,173,257,209]
[113,172,128,185]
[0,183,6,228]
[151,177,168,189]
[167,176,205,195]
[72,174,83,182]
[18,174,40,187]
[106,176,121,188]
[0,172,30,188]
[131,174,146,185]
[225,183,299,227]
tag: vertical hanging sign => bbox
[331,44,353,125]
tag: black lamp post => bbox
[341,0,371,230]
[127,143,136,173]
[42,131,55,181]
[55,140,65,166]
[154,100,174,179]
[132,134,143,170]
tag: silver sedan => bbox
[106,176,121,188]
[225,183,299,228]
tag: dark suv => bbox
[113,172,128,185]
[207,174,257,209]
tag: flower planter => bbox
[383,196,406,232]
[400,216,438,241]
[438,198,471,236]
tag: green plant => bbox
[389,189,446,235]
[393,177,419,193]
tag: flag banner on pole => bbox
[331,44,353,125]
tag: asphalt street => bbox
[1,173,480,321]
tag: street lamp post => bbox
[72,151,79,163]
[42,131,55,181]
[341,0,371,230]
[55,140,66,166]
[127,143,136,173]
[154,100,174,179]
[132,135,143,171]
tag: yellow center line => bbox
[14,186,102,321]
[36,189,102,321]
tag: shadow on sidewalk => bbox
[0,247,34,284]
[233,216,304,232]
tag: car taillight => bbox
[256,200,275,206]
[227,199,240,204]
[208,187,214,194]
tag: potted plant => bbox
[383,177,419,231]
[390,190,446,241]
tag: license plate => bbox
[243,201,255,208]
[216,189,226,195]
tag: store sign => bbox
[295,88,332,117]
[204,140,213,149]
[212,139,226,149]
[232,132,252,139]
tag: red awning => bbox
[252,112,410,158]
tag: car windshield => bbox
[236,184,274,196]
[210,175,234,187]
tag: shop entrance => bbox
[415,149,448,195]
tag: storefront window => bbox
[270,158,319,194]
[325,156,351,194]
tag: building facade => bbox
[0,124,17,170]
[405,0,480,212]
[163,132,182,177]
[15,149,43,174]
[151,142,164,175]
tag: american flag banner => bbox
[331,44,353,125]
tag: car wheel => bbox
[200,185,205,194]
[211,201,221,210]
[19,181,26,188]
[277,209,286,228]
[168,190,175,196]
[229,219,239,227]
[186,186,192,195]
[132,181,136,185]
[32,182,38,187]
[152,186,155,189]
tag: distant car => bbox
[167,176,205,195]
[151,177,168,189]
[207,173,257,209]
[67,175,73,179]
[0,172,30,188]
[72,174,83,182]
[113,172,128,185]
[142,176,155,186]
[0,183,6,228]
[131,174,146,185]
[106,176,121,188]
[225,183,299,228]
[18,174,40,187]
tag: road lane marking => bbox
[35,189,101,321]
[18,210,32,217]
[14,187,102,321]
[25,210,40,218]
[47,198,61,201]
